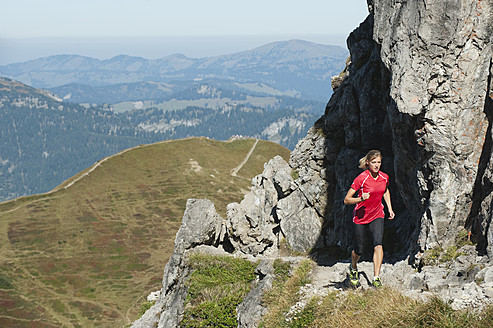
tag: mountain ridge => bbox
[0,39,348,101]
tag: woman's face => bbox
[367,156,381,174]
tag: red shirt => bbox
[350,170,389,224]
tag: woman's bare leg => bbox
[373,245,383,277]
[351,250,361,270]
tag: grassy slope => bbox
[0,137,290,328]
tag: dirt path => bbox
[230,139,259,177]
[0,139,184,214]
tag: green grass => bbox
[260,259,313,328]
[138,300,155,316]
[0,275,14,289]
[180,253,258,327]
[0,137,289,328]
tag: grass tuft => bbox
[138,300,155,316]
[0,275,14,289]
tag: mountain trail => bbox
[309,259,410,291]
[230,139,259,177]
[285,254,442,312]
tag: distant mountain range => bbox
[0,40,348,103]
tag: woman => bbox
[344,150,395,288]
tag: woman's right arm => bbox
[344,188,367,205]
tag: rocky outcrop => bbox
[131,199,226,328]
[236,260,275,328]
[373,0,493,254]
[134,0,493,326]
[313,0,493,257]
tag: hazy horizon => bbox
[1,0,368,65]
[0,34,351,65]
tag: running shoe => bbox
[348,264,359,287]
[372,277,382,288]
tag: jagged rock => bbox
[174,198,225,250]
[373,0,493,252]
[146,291,161,302]
[278,190,323,252]
[226,156,294,256]
[285,0,493,259]
[331,57,351,92]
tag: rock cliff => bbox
[133,0,493,326]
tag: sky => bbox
[0,0,369,64]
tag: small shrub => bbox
[0,275,14,289]
[441,245,466,263]
[185,253,256,303]
[139,300,155,316]
[456,228,474,247]
[273,259,291,283]
[422,246,443,266]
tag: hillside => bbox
[0,77,166,201]
[0,137,290,328]
[0,77,315,201]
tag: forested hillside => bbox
[0,78,164,200]
[0,77,314,201]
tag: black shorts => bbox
[352,218,384,256]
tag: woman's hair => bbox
[358,150,382,169]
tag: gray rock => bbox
[175,198,225,250]
[373,0,493,252]
[409,274,427,291]
[237,260,275,328]
[278,194,323,253]
[225,156,294,256]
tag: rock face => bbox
[373,0,493,254]
[312,0,493,258]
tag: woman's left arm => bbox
[383,188,395,219]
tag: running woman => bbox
[343,150,395,288]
